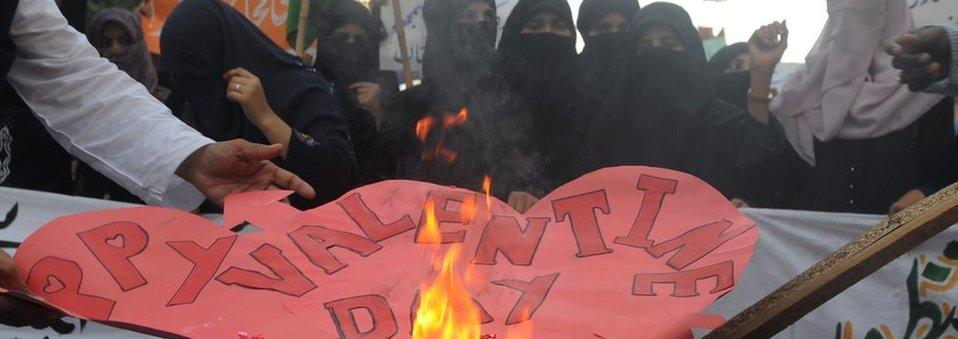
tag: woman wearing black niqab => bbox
[377,0,542,209]
[497,0,582,193]
[575,2,784,200]
[160,0,355,209]
[576,0,639,101]
[707,42,751,110]
[314,0,397,183]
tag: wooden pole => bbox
[390,0,415,88]
[294,0,312,61]
[705,183,958,338]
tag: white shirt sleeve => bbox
[6,0,214,210]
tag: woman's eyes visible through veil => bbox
[458,2,496,24]
[523,18,545,31]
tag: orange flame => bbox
[416,108,470,163]
[435,147,459,163]
[418,199,442,244]
[461,195,478,225]
[412,246,483,339]
[417,117,436,143]
[482,175,492,210]
[443,108,469,127]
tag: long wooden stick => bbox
[705,183,958,338]
[390,0,414,88]
[294,0,312,61]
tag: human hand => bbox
[508,191,540,213]
[885,26,951,91]
[749,21,788,72]
[349,82,383,111]
[175,139,316,205]
[889,189,926,216]
[224,68,275,126]
[0,249,61,328]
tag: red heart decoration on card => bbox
[43,276,65,294]
[104,234,125,248]
[9,166,758,338]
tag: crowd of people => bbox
[2,0,958,329]
[3,0,957,216]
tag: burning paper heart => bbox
[8,166,757,338]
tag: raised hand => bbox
[885,26,951,91]
[224,67,274,126]
[749,20,789,72]
[224,68,294,159]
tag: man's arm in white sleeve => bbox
[6,0,214,209]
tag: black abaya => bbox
[498,0,584,192]
[576,3,784,199]
[160,0,355,208]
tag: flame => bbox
[412,246,483,339]
[461,195,478,225]
[435,146,459,163]
[443,108,469,127]
[418,199,442,244]
[416,108,470,163]
[506,306,534,339]
[482,175,492,210]
[417,117,436,143]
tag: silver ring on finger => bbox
[234,84,243,92]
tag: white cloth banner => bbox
[911,0,958,26]
[1,187,957,338]
[703,210,958,339]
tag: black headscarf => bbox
[160,0,354,206]
[498,0,577,95]
[576,0,639,40]
[707,42,750,110]
[576,0,640,105]
[576,2,766,197]
[315,0,386,88]
[498,0,581,190]
[421,0,498,95]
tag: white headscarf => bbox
[771,0,944,165]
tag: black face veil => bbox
[576,0,640,98]
[315,0,386,89]
[576,2,717,174]
[422,0,498,89]
[707,42,751,110]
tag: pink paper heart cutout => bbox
[10,166,758,338]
